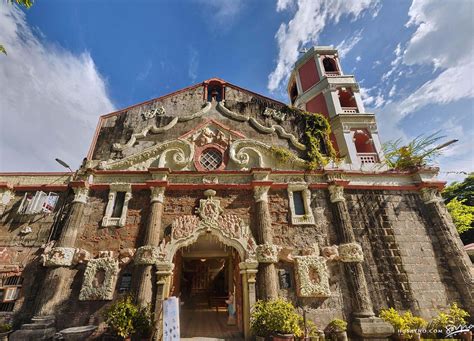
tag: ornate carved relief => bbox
[338,243,364,262]
[142,106,165,120]
[79,257,119,301]
[158,190,258,263]
[42,247,76,267]
[420,187,442,204]
[263,107,286,122]
[217,101,306,150]
[256,244,281,263]
[294,256,331,297]
[328,184,345,203]
[134,246,160,265]
[118,248,136,266]
[192,127,229,148]
[113,102,211,151]
[150,187,165,204]
[101,139,195,171]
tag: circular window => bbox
[199,148,223,171]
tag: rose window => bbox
[199,148,223,171]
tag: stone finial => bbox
[204,189,216,198]
[150,187,165,204]
[420,187,442,204]
[253,186,270,203]
[328,184,345,203]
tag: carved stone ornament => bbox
[0,189,13,207]
[73,186,89,204]
[73,249,91,264]
[150,187,165,204]
[294,256,331,298]
[253,186,270,203]
[159,190,258,263]
[256,244,281,263]
[134,246,160,265]
[142,106,165,120]
[42,247,76,267]
[338,242,364,262]
[263,107,286,122]
[79,257,119,301]
[328,184,345,203]
[119,248,136,266]
[321,245,339,261]
[420,187,442,204]
[192,126,229,148]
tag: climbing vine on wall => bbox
[281,106,337,169]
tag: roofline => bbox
[86,79,289,160]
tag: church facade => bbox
[1,46,473,340]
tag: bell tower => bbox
[287,46,384,168]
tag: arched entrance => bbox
[155,190,258,340]
[172,235,243,338]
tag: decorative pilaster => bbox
[0,183,13,215]
[135,182,167,307]
[153,262,174,340]
[327,181,393,338]
[419,185,474,316]
[239,261,258,341]
[35,181,89,316]
[252,182,278,299]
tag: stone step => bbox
[21,321,54,330]
[31,316,55,323]
[9,327,56,341]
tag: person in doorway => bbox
[225,291,236,325]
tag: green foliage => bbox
[382,131,446,171]
[103,296,153,338]
[0,323,12,333]
[0,45,6,55]
[446,198,474,234]
[7,0,34,8]
[303,319,319,337]
[281,106,337,169]
[250,298,303,337]
[270,146,299,164]
[429,303,469,332]
[442,173,474,206]
[326,318,348,332]
[379,308,427,339]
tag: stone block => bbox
[352,317,394,338]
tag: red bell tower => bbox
[288,46,384,169]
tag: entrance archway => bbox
[156,190,258,340]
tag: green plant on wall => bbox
[277,106,337,169]
[429,303,469,333]
[250,298,303,337]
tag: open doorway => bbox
[171,234,243,339]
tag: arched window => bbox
[323,57,337,72]
[353,130,376,153]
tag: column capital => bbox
[71,181,90,204]
[328,184,346,203]
[156,261,174,284]
[419,186,443,204]
[252,182,272,203]
[150,186,166,204]
[148,168,170,181]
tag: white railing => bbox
[325,71,341,77]
[358,153,378,164]
[341,107,358,114]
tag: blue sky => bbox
[0,0,472,182]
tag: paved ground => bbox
[180,307,243,340]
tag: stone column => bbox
[328,183,393,339]
[135,185,166,307]
[420,186,474,316]
[153,262,174,341]
[35,182,89,316]
[253,184,278,300]
[239,261,258,341]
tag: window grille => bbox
[199,149,223,171]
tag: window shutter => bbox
[17,193,29,214]
[3,287,19,302]
[28,191,47,214]
[42,192,59,213]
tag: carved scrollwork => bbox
[42,247,76,267]
[328,184,345,203]
[142,106,165,120]
[135,246,160,265]
[256,244,281,263]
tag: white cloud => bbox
[188,47,199,83]
[268,0,378,91]
[201,0,244,26]
[336,30,363,59]
[356,56,361,62]
[0,5,115,171]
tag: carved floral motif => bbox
[328,185,345,203]
[263,107,286,122]
[79,257,119,301]
[338,242,364,262]
[42,247,76,267]
[192,127,229,147]
[134,246,160,265]
[321,245,339,260]
[172,215,200,239]
[294,256,331,298]
[256,244,281,263]
[142,106,165,120]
